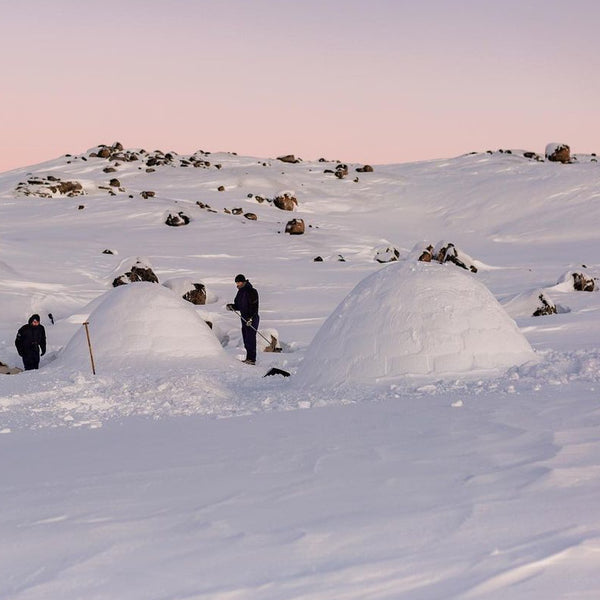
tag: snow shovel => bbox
[263,367,291,378]
[227,306,276,347]
[227,307,290,377]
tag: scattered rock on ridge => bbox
[112,259,159,287]
[334,164,348,179]
[15,176,84,198]
[416,241,478,273]
[501,289,568,319]
[183,283,207,305]
[523,151,543,161]
[545,143,571,163]
[165,211,190,226]
[375,246,400,263]
[274,193,297,211]
[418,245,434,262]
[532,293,558,316]
[88,144,218,171]
[277,154,300,164]
[552,270,597,292]
[163,277,217,306]
[285,218,305,235]
[572,271,595,291]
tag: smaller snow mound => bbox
[550,270,597,293]
[56,282,229,372]
[298,262,536,386]
[502,289,569,318]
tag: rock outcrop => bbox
[375,246,400,263]
[545,143,571,163]
[274,194,298,211]
[285,218,305,235]
[112,258,159,287]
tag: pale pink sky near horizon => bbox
[2,0,599,172]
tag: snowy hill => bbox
[1,144,600,599]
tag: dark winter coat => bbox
[233,281,259,320]
[15,314,46,370]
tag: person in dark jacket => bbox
[15,314,47,370]
[227,274,259,364]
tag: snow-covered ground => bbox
[1,145,600,598]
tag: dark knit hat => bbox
[29,314,41,324]
[234,274,246,283]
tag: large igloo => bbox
[57,282,229,371]
[299,262,536,386]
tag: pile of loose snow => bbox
[299,261,536,385]
[55,282,229,372]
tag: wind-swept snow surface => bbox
[299,262,536,385]
[1,147,600,599]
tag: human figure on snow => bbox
[227,274,259,365]
[15,314,46,371]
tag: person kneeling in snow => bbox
[227,274,259,365]
[15,314,46,370]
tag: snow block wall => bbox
[299,262,536,385]
[57,282,228,371]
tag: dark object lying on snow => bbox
[263,367,291,378]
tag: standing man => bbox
[227,274,259,365]
[15,314,46,371]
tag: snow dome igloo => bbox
[58,282,229,371]
[299,262,536,386]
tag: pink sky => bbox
[2,0,599,172]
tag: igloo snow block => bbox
[299,262,536,385]
[58,282,229,371]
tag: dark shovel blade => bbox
[263,367,291,378]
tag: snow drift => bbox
[56,282,229,371]
[299,261,536,385]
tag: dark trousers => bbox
[22,351,40,371]
[241,315,259,361]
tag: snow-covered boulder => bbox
[433,241,478,273]
[551,270,596,292]
[256,328,282,353]
[374,245,400,263]
[413,241,478,272]
[298,262,536,386]
[501,289,567,318]
[57,282,229,372]
[165,211,190,226]
[163,277,218,305]
[545,143,571,163]
[274,193,298,211]
[285,218,305,234]
[112,257,159,287]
